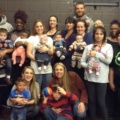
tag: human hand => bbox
[90,50,96,57]
[4,43,8,48]
[0,60,5,65]
[109,82,116,91]
[0,50,6,58]
[38,45,49,53]
[78,102,85,113]
[57,87,66,95]
[52,107,62,114]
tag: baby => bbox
[53,33,67,60]
[87,44,101,75]
[35,34,51,70]
[12,30,29,67]
[69,34,86,68]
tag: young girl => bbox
[81,26,113,120]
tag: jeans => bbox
[73,100,87,119]
[36,73,52,90]
[11,107,27,120]
[85,81,108,120]
[44,106,69,120]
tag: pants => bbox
[35,73,52,90]
[43,106,69,120]
[11,107,27,120]
[85,81,108,120]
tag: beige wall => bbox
[0,0,120,34]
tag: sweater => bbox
[81,43,113,83]
[41,92,78,120]
[48,71,88,104]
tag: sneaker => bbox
[43,65,47,70]
[38,67,42,71]
[60,55,65,60]
[4,77,12,85]
[56,51,61,57]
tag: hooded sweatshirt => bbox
[0,15,13,32]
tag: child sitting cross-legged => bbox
[41,84,78,120]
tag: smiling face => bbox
[49,16,58,29]
[75,4,85,18]
[22,68,34,83]
[15,18,25,31]
[16,81,26,92]
[54,65,64,79]
[34,21,44,35]
[76,21,86,35]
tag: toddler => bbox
[69,34,86,68]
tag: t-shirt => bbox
[9,89,31,108]
[28,35,53,74]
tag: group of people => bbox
[0,1,120,120]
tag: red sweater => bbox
[48,71,88,104]
[41,92,78,120]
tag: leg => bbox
[35,74,43,89]
[85,81,97,120]
[42,73,52,90]
[10,108,17,120]
[19,53,25,67]
[27,105,40,119]
[96,83,108,120]
[73,100,87,119]
[17,107,27,120]
[76,56,82,69]
[71,55,77,67]
[12,51,17,64]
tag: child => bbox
[9,78,31,120]
[69,34,86,68]
[35,34,51,70]
[12,30,29,67]
[41,85,78,120]
[94,20,104,28]
[53,33,67,60]
[0,28,13,84]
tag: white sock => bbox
[56,51,61,57]
[60,55,65,60]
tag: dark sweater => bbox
[48,71,88,104]
[41,92,78,120]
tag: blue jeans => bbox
[73,100,87,119]
[36,73,52,90]
[44,106,69,120]
[11,107,27,120]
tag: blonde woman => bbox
[27,19,53,90]
[7,66,40,119]
[48,62,88,119]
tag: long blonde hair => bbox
[31,19,46,36]
[22,66,39,104]
[53,62,71,92]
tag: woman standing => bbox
[10,10,30,83]
[46,15,59,39]
[27,19,53,90]
[7,66,40,119]
[48,62,88,119]
[53,17,76,71]
[74,19,93,79]
[81,26,113,120]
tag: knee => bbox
[44,106,50,115]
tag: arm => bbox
[0,48,13,58]
[26,42,35,61]
[109,67,115,91]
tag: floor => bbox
[0,106,119,120]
